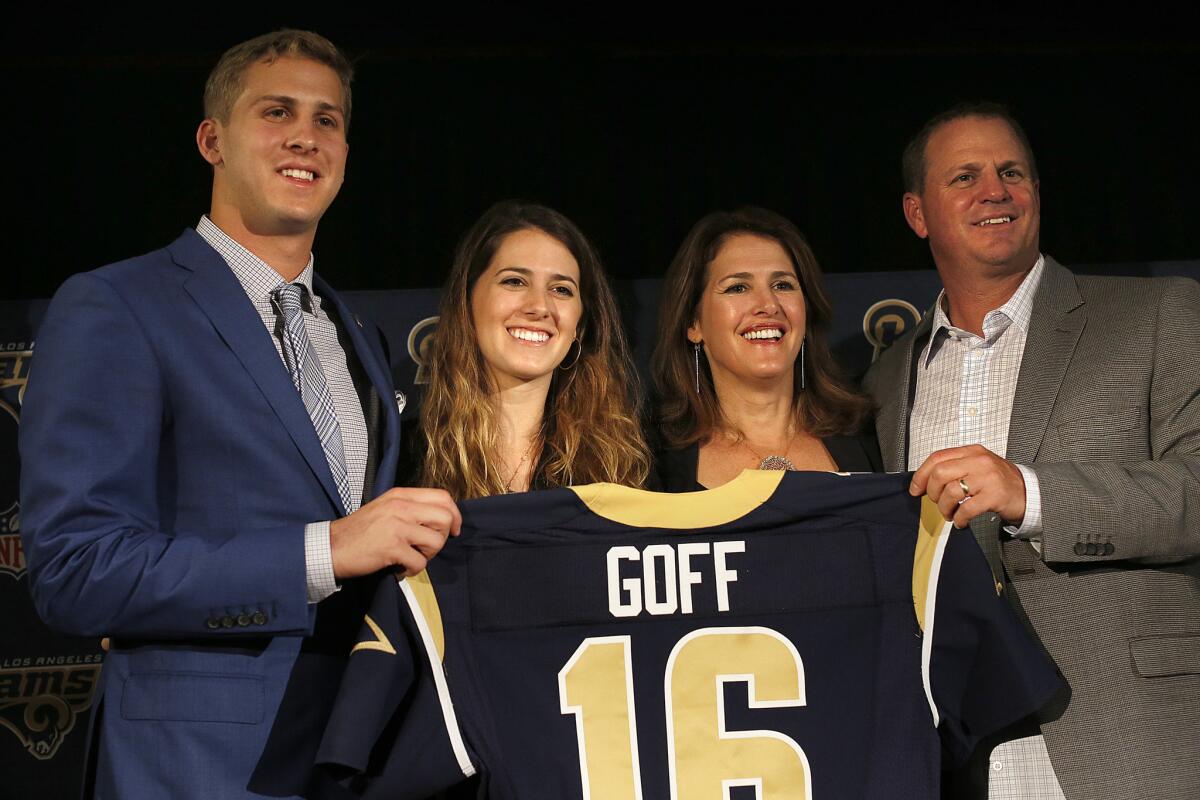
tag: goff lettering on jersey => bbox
[305,471,1063,798]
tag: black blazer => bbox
[655,432,883,493]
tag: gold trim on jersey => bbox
[912,497,948,632]
[351,614,398,656]
[570,469,786,528]
[398,576,476,776]
[406,571,446,661]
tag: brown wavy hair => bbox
[420,200,651,498]
[651,206,873,449]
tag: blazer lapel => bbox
[170,230,348,514]
[315,277,401,499]
[1006,257,1086,464]
[874,310,934,472]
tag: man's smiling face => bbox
[204,55,348,239]
[903,115,1041,280]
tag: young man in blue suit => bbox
[19,30,461,798]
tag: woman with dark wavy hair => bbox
[651,206,880,490]
[410,200,651,497]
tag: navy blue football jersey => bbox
[316,470,1061,799]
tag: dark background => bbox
[7,9,1200,301]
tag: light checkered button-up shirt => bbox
[907,255,1044,540]
[907,255,1064,799]
[197,217,368,603]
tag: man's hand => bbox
[909,444,1027,529]
[329,487,462,578]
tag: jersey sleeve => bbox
[315,573,477,798]
[924,521,1065,765]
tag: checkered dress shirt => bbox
[907,255,1045,539]
[197,217,367,603]
[907,255,1063,798]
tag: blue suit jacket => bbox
[19,229,401,799]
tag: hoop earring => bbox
[559,337,582,370]
[799,335,806,390]
[693,342,703,394]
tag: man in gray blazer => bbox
[865,102,1200,799]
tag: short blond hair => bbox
[203,29,353,130]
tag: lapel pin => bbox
[394,390,406,415]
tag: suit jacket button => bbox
[221,615,235,628]
[1073,542,1086,556]
[252,611,268,626]
[236,613,251,627]
[1085,543,1098,556]
[206,617,220,630]
[1103,542,1115,556]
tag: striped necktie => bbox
[274,283,355,513]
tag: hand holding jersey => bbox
[910,443,1028,529]
[329,487,462,578]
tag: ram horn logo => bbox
[406,316,440,386]
[0,663,100,760]
[0,348,33,424]
[862,299,922,363]
[1,348,25,580]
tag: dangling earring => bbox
[799,335,806,390]
[559,337,582,370]
[693,342,703,395]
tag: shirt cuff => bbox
[1004,465,1043,543]
[304,521,340,604]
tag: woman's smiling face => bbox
[470,227,583,391]
[688,233,807,389]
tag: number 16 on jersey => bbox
[559,626,813,799]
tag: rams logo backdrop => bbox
[3,260,1197,798]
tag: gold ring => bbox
[958,478,971,496]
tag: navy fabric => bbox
[314,472,1061,799]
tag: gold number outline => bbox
[558,635,644,800]
[665,626,811,799]
[559,626,811,799]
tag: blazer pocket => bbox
[121,671,264,723]
[1129,634,1200,678]
[1054,408,1144,460]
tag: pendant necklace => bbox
[739,431,797,471]
[500,438,537,493]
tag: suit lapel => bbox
[1006,257,1086,463]
[170,230,348,514]
[315,277,401,500]
[875,311,934,472]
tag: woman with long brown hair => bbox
[651,206,880,490]
[411,200,651,497]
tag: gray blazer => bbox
[865,257,1200,799]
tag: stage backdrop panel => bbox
[2,260,1196,799]
[1,298,106,800]
[346,261,1199,422]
